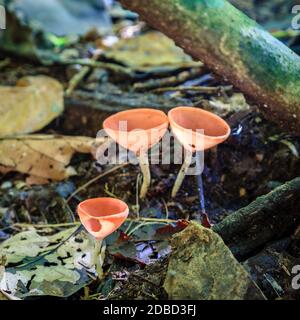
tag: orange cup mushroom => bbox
[77,197,129,277]
[103,108,169,198]
[168,106,231,198]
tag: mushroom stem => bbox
[91,238,105,279]
[171,150,193,198]
[138,151,151,199]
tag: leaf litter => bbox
[0,226,96,298]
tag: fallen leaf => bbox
[0,76,64,137]
[0,227,97,298]
[0,134,104,181]
[154,220,189,240]
[106,221,189,265]
[25,176,51,186]
[104,31,202,71]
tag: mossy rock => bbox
[164,222,266,300]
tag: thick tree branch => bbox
[213,177,300,259]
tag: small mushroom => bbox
[103,108,169,198]
[77,197,129,278]
[168,106,230,221]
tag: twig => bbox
[127,217,177,223]
[12,217,178,231]
[61,198,76,222]
[56,58,132,76]
[66,163,128,203]
[65,51,102,97]
[153,85,232,94]
[13,222,80,229]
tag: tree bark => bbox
[119,0,300,135]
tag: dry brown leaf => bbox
[0,76,64,137]
[0,135,105,181]
[25,175,51,186]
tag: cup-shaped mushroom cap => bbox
[168,107,230,152]
[77,198,129,240]
[103,108,169,154]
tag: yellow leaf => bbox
[0,76,64,137]
[104,31,202,71]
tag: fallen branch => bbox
[67,89,193,112]
[120,0,300,135]
[213,177,300,259]
[56,58,132,76]
[133,67,204,91]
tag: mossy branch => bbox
[213,177,300,259]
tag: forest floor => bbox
[0,0,300,300]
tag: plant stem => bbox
[65,50,102,97]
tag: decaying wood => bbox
[120,0,300,135]
[67,88,193,112]
[213,177,300,259]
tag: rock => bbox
[163,222,265,300]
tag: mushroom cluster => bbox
[77,106,230,276]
